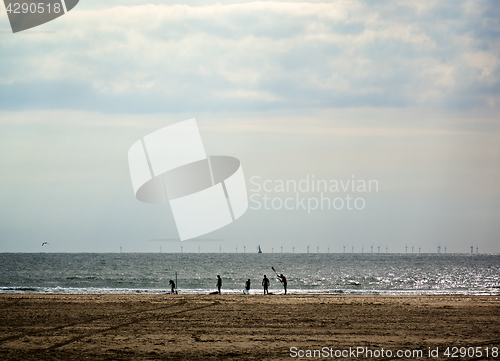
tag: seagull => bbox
[41,242,49,246]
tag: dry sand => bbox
[1,294,499,360]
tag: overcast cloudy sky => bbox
[0,0,499,253]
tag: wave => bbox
[1,286,499,296]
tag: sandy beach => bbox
[0,294,499,360]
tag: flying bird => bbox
[41,242,49,246]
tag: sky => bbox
[0,0,499,253]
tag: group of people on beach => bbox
[259,273,287,295]
[231,273,287,295]
[167,272,288,295]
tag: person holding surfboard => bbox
[216,275,222,294]
[262,275,270,295]
[169,279,176,294]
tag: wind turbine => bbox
[371,244,373,254]
[352,245,354,253]
[281,245,283,253]
[377,246,380,253]
[307,246,310,253]
[343,245,346,253]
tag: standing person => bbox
[262,275,270,295]
[217,275,222,294]
[169,279,175,294]
[277,273,287,295]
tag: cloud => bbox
[0,1,499,113]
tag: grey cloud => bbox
[0,1,498,113]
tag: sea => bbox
[0,253,499,295]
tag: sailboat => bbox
[258,245,262,253]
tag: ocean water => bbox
[0,253,499,295]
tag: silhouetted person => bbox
[217,275,222,294]
[169,279,175,294]
[262,275,270,295]
[245,279,251,291]
[277,273,287,295]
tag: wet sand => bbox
[1,294,499,360]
